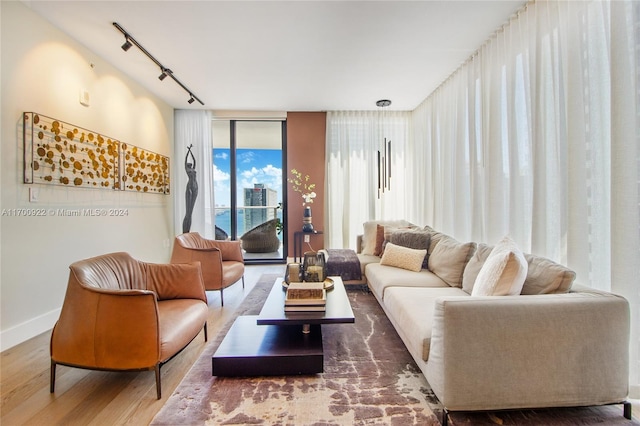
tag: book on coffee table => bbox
[284,304,326,312]
[286,282,325,300]
[285,282,326,312]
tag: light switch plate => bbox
[80,89,90,106]
[29,187,38,202]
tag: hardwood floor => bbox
[0,264,285,426]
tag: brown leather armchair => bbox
[50,252,209,399]
[171,232,245,306]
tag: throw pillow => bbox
[521,254,576,294]
[472,236,528,296]
[427,230,448,254]
[428,236,476,287]
[461,243,494,294]
[389,229,431,269]
[380,242,426,272]
[373,224,386,256]
[361,220,413,255]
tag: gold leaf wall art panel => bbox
[23,112,170,195]
[121,143,170,194]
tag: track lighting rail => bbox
[113,22,204,106]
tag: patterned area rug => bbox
[152,274,638,426]
[151,274,439,425]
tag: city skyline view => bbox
[213,148,283,208]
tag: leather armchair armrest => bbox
[92,289,161,368]
[52,286,162,370]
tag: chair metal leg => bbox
[220,287,224,306]
[50,360,56,393]
[203,323,208,342]
[441,408,449,426]
[155,364,162,399]
[242,275,245,288]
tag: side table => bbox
[293,230,323,262]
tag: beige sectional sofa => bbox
[357,221,632,423]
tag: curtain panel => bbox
[325,111,411,249]
[410,0,639,396]
[174,110,215,239]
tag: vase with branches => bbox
[288,169,317,232]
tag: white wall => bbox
[0,1,175,351]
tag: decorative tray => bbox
[282,277,334,290]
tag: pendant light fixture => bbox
[376,99,392,199]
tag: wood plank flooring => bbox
[0,264,285,426]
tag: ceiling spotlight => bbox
[158,68,171,81]
[376,99,392,107]
[121,37,132,52]
[188,95,195,104]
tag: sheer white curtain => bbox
[325,111,411,249]
[411,0,639,397]
[174,110,215,239]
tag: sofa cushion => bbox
[357,253,381,277]
[428,236,476,287]
[461,243,494,294]
[361,220,414,255]
[389,229,431,269]
[383,286,467,362]
[472,237,528,296]
[380,242,426,272]
[522,254,576,294]
[366,263,448,302]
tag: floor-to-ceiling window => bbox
[212,119,286,263]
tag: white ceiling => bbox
[25,0,527,112]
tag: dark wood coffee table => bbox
[212,276,354,376]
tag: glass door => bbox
[212,120,286,263]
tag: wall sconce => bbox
[113,22,204,106]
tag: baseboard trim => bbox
[0,308,60,352]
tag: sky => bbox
[213,148,282,208]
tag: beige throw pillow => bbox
[389,229,431,269]
[472,237,528,296]
[380,242,426,272]
[428,236,476,287]
[521,254,576,294]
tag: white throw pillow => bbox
[472,236,528,296]
[379,242,426,272]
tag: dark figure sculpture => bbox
[183,144,198,233]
